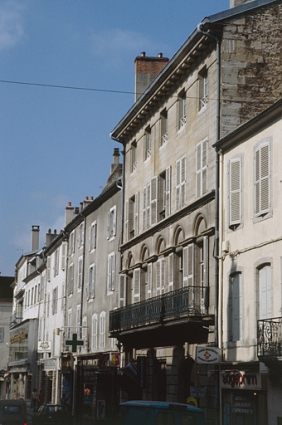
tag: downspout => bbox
[80,215,86,334]
[110,136,126,272]
[197,23,221,425]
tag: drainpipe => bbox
[197,23,221,425]
[110,136,126,272]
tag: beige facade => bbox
[216,98,282,425]
[110,0,282,423]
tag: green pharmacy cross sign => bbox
[65,333,84,353]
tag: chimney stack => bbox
[45,229,57,247]
[31,225,40,252]
[65,202,74,226]
[111,148,120,173]
[230,0,252,7]
[134,52,169,102]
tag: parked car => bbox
[32,404,72,425]
[118,401,205,425]
[0,399,27,425]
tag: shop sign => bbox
[190,386,206,398]
[44,358,57,371]
[109,352,120,367]
[10,332,28,344]
[196,347,220,364]
[221,371,261,390]
[38,341,52,352]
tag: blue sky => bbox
[0,0,229,276]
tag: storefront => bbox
[221,369,267,425]
[8,319,38,400]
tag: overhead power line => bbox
[0,79,135,95]
[0,78,273,105]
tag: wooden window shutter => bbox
[181,156,186,207]
[134,192,139,236]
[165,166,171,216]
[202,140,207,194]
[183,244,194,286]
[176,159,181,210]
[133,268,141,303]
[119,274,127,307]
[111,254,115,291]
[47,257,51,281]
[146,263,152,299]
[255,143,270,216]
[156,260,161,295]
[143,186,147,231]
[168,253,174,289]
[196,143,202,198]
[150,176,158,225]
[230,158,242,225]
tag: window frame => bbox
[196,138,208,198]
[254,139,271,220]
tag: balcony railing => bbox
[257,317,282,358]
[10,310,23,326]
[110,286,208,333]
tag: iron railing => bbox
[257,317,282,358]
[109,286,209,333]
[10,309,23,326]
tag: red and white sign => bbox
[196,347,220,364]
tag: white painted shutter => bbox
[165,166,171,216]
[47,257,51,281]
[119,274,127,307]
[183,244,194,287]
[176,159,181,210]
[156,260,161,296]
[61,243,66,270]
[125,200,129,242]
[91,264,96,298]
[230,158,242,225]
[259,265,272,320]
[202,140,207,195]
[111,254,115,291]
[146,263,152,299]
[151,176,158,225]
[196,143,202,198]
[86,271,90,300]
[143,186,147,231]
[133,268,141,303]
[181,156,186,207]
[161,258,165,293]
[113,207,117,236]
[255,143,270,216]
[168,253,174,289]
[134,192,139,236]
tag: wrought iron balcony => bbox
[257,317,282,359]
[10,310,23,326]
[109,286,209,333]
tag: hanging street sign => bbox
[65,333,84,353]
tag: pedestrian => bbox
[31,388,38,412]
[38,390,44,408]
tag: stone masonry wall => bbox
[221,1,282,137]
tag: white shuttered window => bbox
[229,158,242,226]
[255,142,270,217]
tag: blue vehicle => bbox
[119,401,205,425]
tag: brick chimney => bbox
[230,0,253,7]
[134,52,169,102]
[31,225,40,251]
